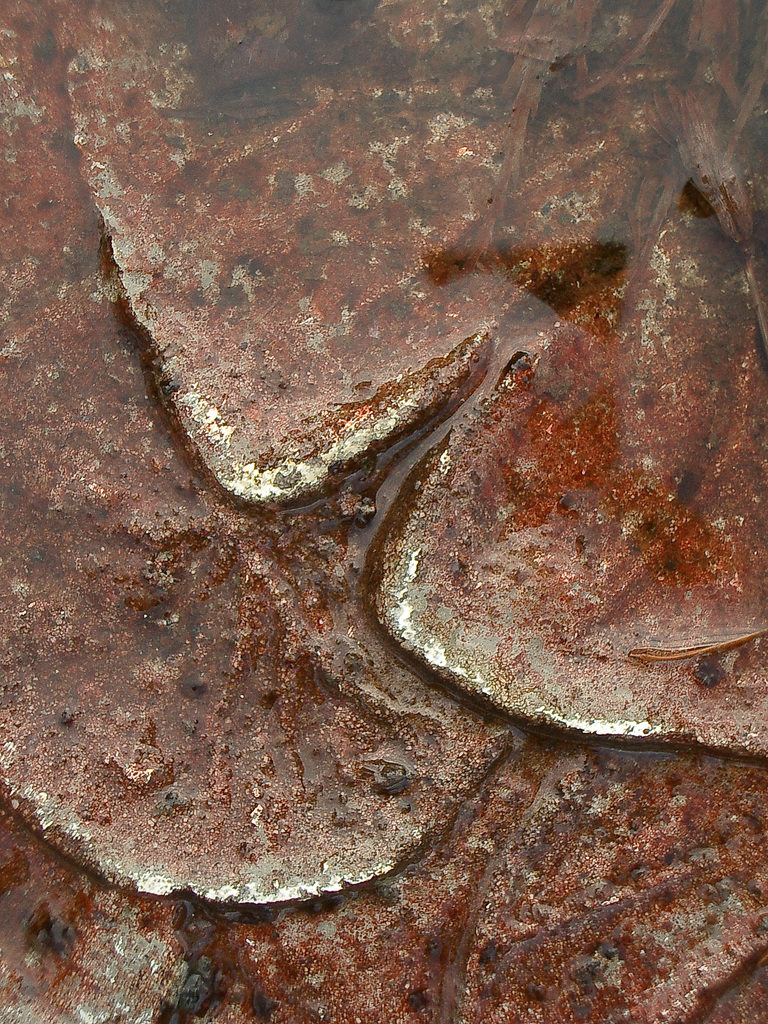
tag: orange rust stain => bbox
[605,469,726,588]
[422,240,628,338]
[490,377,725,588]
[498,387,619,529]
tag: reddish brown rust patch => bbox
[607,468,726,589]
[423,241,629,337]
[499,387,620,528]
[5,0,768,1020]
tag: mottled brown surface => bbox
[5,745,768,1022]
[66,0,521,504]
[374,254,768,749]
[0,0,508,905]
[3,0,768,1020]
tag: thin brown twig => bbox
[629,627,768,663]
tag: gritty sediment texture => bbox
[6,745,768,1023]
[66,0,518,505]
[374,291,768,753]
[0,0,508,906]
[3,0,768,1020]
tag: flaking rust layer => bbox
[374,43,768,755]
[4,0,768,1021]
[66,0,518,505]
[0,0,508,906]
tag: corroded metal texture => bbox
[3,0,768,1020]
[67,0,517,505]
[0,94,507,906]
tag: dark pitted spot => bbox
[180,676,208,699]
[677,469,700,503]
[679,179,716,219]
[367,761,411,795]
[309,892,347,913]
[597,941,622,960]
[526,982,547,1002]
[479,939,498,965]
[33,29,57,62]
[25,905,76,959]
[505,350,534,383]
[694,657,725,688]
[176,956,216,1015]
[252,988,278,1020]
[407,989,430,1011]
[354,496,376,527]
[160,376,181,397]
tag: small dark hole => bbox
[679,179,716,219]
[694,657,724,689]
[407,989,430,1011]
[252,989,278,1019]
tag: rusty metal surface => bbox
[3,0,768,1020]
